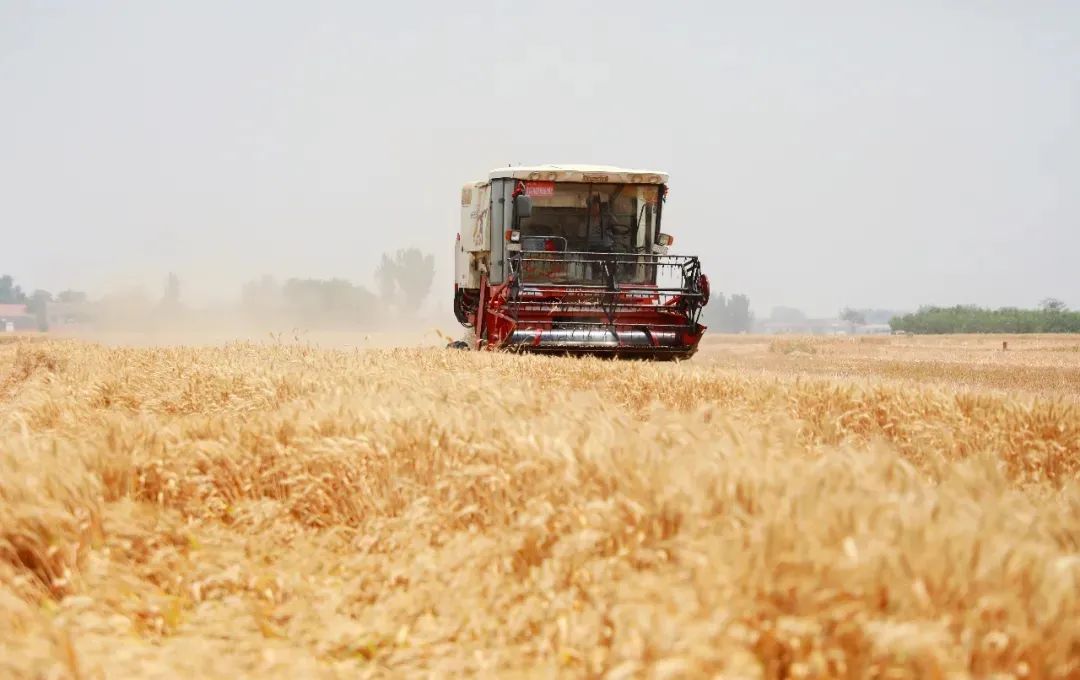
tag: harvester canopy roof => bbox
[486,164,668,185]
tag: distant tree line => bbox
[889,299,1079,334]
[839,308,899,325]
[240,247,435,327]
[702,293,754,333]
[1,246,438,333]
[375,249,435,313]
[240,276,382,328]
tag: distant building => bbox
[0,303,35,332]
[853,323,893,335]
[758,318,851,335]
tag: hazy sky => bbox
[2,1,1077,317]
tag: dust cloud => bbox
[44,273,457,349]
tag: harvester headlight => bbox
[506,230,521,243]
[657,233,674,247]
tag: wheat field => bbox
[1,333,1078,679]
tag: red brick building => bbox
[0,303,35,332]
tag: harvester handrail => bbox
[513,250,698,261]
[511,283,702,293]
[508,249,703,296]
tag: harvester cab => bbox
[452,165,710,359]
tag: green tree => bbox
[889,304,1080,334]
[727,294,754,332]
[1040,297,1067,312]
[279,278,380,327]
[0,275,28,304]
[703,292,753,332]
[375,255,397,302]
[375,248,436,312]
[27,289,52,331]
[240,276,281,316]
[56,290,88,304]
[840,307,867,325]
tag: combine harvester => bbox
[452,165,710,359]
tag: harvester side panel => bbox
[455,231,477,289]
[460,182,490,253]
